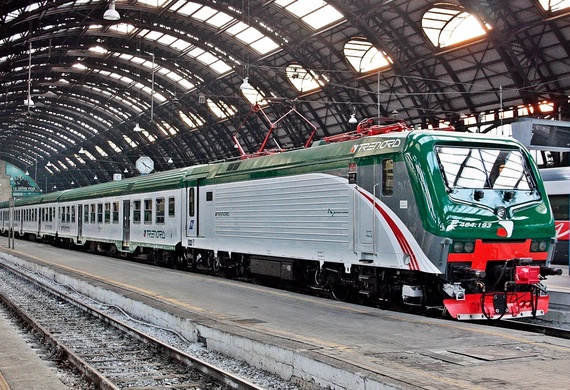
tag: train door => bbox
[356,158,376,254]
[122,200,131,250]
[77,204,83,243]
[186,186,198,238]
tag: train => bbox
[0,125,562,320]
[541,167,570,265]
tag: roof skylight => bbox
[286,63,326,93]
[207,98,238,119]
[539,0,570,11]
[344,38,391,73]
[422,5,488,48]
[273,0,344,30]
[179,110,204,130]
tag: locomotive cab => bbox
[409,138,561,319]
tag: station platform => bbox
[0,303,68,390]
[2,240,570,390]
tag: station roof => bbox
[1,0,569,191]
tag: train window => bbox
[168,197,175,217]
[90,204,96,223]
[97,204,103,223]
[206,191,213,201]
[50,207,54,222]
[112,202,119,223]
[60,207,65,222]
[382,159,394,196]
[84,205,89,223]
[133,200,141,223]
[71,206,76,223]
[66,206,71,223]
[156,198,165,224]
[189,188,195,217]
[549,195,569,220]
[104,203,111,224]
[144,199,152,224]
[436,147,533,190]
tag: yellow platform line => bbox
[0,370,11,390]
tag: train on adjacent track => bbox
[541,166,570,265]
[0,123,562,320]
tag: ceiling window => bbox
[170,2,279,55]
[422,5,489,48]
[344,38,391,73]
[108,140,122,153]
[156,121,178,136]
[65,157,76,167]
[179,110,205,130]
[539,0,570,11]
[273,0,344,30]
[95,145,108,157]
[123,134,138,148]
[286,63,326,93]
[207,98,237,119]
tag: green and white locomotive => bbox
[1,127,561,320]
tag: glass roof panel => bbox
[157,34,178,46]
[273,0,345,31]
[208,61,232,74]
[539,0,570,11]
[109,23,136,34]
[249,37,280,54]
[108,140,122,152]
[83,150,96,161]
[192,6,217,21]
[157,121,178,136]
[65,157,76,167]
[301,6,344,30]
[422,6,487,48]
[173,1,202,16]
[137,0,170,6]
[344,39,391,73]
[235,27,264,44]
[286,63,325,93]
[95,145,108,157]
[141,130,157,142]
[206,12,234,28]
[207,98,238,119]
[170,39,192,51]
[123,134,138,148]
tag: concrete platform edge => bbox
[1,251,410,390]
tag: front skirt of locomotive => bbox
[443,291,549,320]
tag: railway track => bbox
[0,262,267,390]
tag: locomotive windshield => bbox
[436,146,536,191]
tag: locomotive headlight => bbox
[463,241,475,253]
[530,240,548,252]
[453,242,464,253]
[452,241,475,253]
[531,241,539,252]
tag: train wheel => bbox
[388,286,415,313]
[330,280,351,301]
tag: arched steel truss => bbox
[0,0,568,191]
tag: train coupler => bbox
[540,265,563,276]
